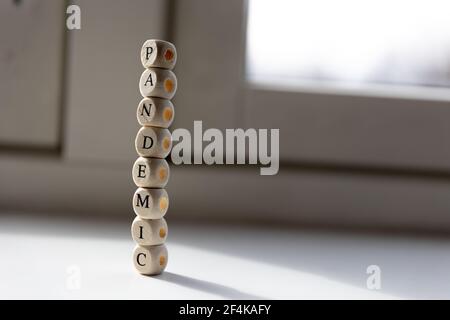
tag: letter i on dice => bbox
[132,39,177,275]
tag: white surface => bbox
[1,214,449,299]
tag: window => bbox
[173,0,450,171]
[247,0,450,89]
[169,0,450,227]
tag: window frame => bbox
[175,0,450,172]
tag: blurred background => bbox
[2,0,450,230]
[2,0,450,299]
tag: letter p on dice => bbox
[141,39,177,70]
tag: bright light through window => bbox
[246,0,450,88]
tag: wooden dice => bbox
[135,126,172,158]
[131,217,168,246]
[132,39,177,276]
[133,244,168,275]
[133,187,169,219]
[137,97,174,128]
[140,39,177,70]
[139,68,177,100]
[132,157,170,188]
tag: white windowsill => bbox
[247,76,450,102]
[1,214,449,299]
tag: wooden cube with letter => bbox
[132,40,177,275]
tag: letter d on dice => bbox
[135,126,172,158]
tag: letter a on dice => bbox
[139,68,177,100]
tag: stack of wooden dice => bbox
[131,39,177,275]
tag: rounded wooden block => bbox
[132,157,170,188]
[135,126,172,158]
[131,216,168,246]
[139,68,177,99]
[140,39,177,70]
[133,187,169,219]
[133,244,168,275]
[137,97,175,128]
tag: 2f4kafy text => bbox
[179,304,271,317]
